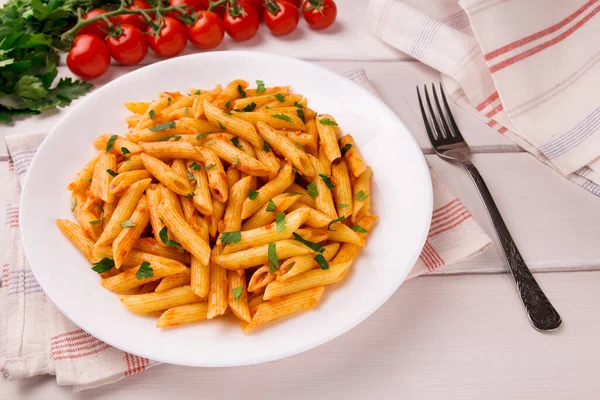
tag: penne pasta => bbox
[68,152,101,191]
[141,153,192,196]
[256,122,315,177]
[247,266,275,293]
[116,154,144,173]
[191,89,221,119]
[133,237,190,264]
[304,118,319,156]
[241,162,294,219]
[352,166,372,223]
[212,239,313,270]
[125,101,149,114]
[90,152,117,204]
[195,145,228,202]
[260,94,304,110]
[221,176,252,233]
[154,269,191,292]
[206,136,271,176]
[101,259,187,293]
[285,182,317,209]
[72,191,103,240]
[340,135,367,178]
[157,302,210,328]
[112,195,150,269]
[94,246,187,271]
[109,170,152,195]
[171,159,196,221]
[244,85,290,98]
[120,285,202,314]
[161,184,185,219]
[228,271,251,323]
[138,280,161,294]
[187,161,213,216]
[127,122,198,142]
[212,79,248,109]
[232,111,306,131]
[333,216,378,264]
[206,199,226,238]
[241,193,300,230]
[204,100,262,148]
[139,141,204,162]
[316,114,342,163]
[56,219,97,263]
[94,134,142,156]
[331,159,353,219]
[313,153,337,218]
[207,247,228,319]
[278,243,339,282]
[146,184,168,246]
[232,91,290,110]
[189,214,211,298]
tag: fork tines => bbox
[417,83,464,144]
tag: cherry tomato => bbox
[264,1,299,36]
[106,24,148,65]
[167,0,209,18]
[67,34,111,79]
[77,9,117,39]
[186,11,225,49]
[117,0,152,31]
[223,1,260,41]
[241,0,263,16]
[302,0,336,30]
[146,17,188,57]
[284,0,302,6]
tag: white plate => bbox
[20,51,432,367]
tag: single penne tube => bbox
[278,243,340,282]
[138,280,161,294]
[68,152,101,191]
[226,165,241,186]
[95,178,151,246]
[279,131,314,152]
[101,260,187,293]
[141,153,192,196]
[352,166,372,222]
[256,122,315,177]
[90,152,117,204]
[139,141,204,162]
[127,122,197,142]
[159,200,211,265]
[285,183,317,209]
[304,118,319,156]
[331,159,353,219]
[126,115,141,128]
[204,100,262,148]
[212,79,249,109]
[304,227,329,242]
[134,96,169,130]
[235,136,256,158]
[72,192,103,240]
[232,111,306,131]
[157,302,209,328]
[112,196,150,269]
[263,261,351,300]
[94,134,142,155]
[125,101,149,114]
[133,237,191,264]
[117,155,144,173]
[207,247,228,319]
[101,201,116,229]
[232,91,289,110]
[146,184,168,247]
[228,270,251,323]
[170,160,195,215]
[154,269,191,292]
[109,170,152,195]
[340,135,367,177]
[333,215,378,263]
[221,176,252,233]
[161,184,185,219]
[287,203,328,228]
[187,161,213,216]
[207,136,271,177]
[221,208,309,254]
[190,217,210,298]
[241,162,294,219]
[241,193,300,230]
[266,106,316,122]
[327,221,366,247]
[313,154,337,218]
[95,246,187,272]
[242,286,325,334]
[260,95,304,110]
[244,85,290,97]
[212,239,313,270]
[248,293,265,315]
[195,146,228,202]
[56,219,97,263]
[120,285,202,314]
[254,142,281,176]
[206,199,226,238]
[247,266,275,293]
[179,118,222,134]
[191,89,221,119]
[316,114,342,163]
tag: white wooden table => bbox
[2,1,600,398]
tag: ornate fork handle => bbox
[463,163,562,331]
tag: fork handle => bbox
[463,163,562,331]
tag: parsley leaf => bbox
[268,242,279,273]
[85,177,93,182]
[272,113,293,122]
[256,80,265,94]
[149,109,155,119]
[224,110,232,115]
[352,225,368,233]
[197,132,212,140]
[189,162,201,171]
[319,174,336,189]
[337,203,349,208]
[295,142,304,149]
[159,226,183,250]
[341,143,352,156]
[186,171,195,181]
[231,137,242,149]
[263,141,271,152]
[205,163,217,170]
[275,212,286,232]
[206,140,216,145]
[273,93,285,102]
[307,182,318,198]
[218,121,226,130]
[297,108,305,123]
[225,100,231,109]
[314,254,329,270]
[92,258,114,274]
[292,232,325,253]
[184,108,189,115]
[221,231,241,245]
[240,102,256,112]
[237,85,247,98]
[294,101,303,109]
[233,157,239,165]
[328,216,346,231]
[106,169,117,177]
[194,90,201,95]
[319,118,338,126]
[136,262,154,280]
[355,191,369,201]
[266,199,277,212]
[232,286,243,300]
[149,121,176,132]
[121,147,131,155]
[121,220,135,228]
[106,135,118,153]
[89,219,103,225]
[248,189,259,200]
[71,197,77,211]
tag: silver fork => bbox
[417,83,562,332]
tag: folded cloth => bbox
[369,0,600,198]
[0,69,491,390]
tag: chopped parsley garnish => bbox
[231,137,242,149]
[295,142,304,149]
[306,182,318,198]
[71,197,77,211]
[206,140,216,145]
[275,212,286,232]
[319,118,338,126]
[106,135,118,153]
[352,225,369,233]
[89,219,103,225]
[297,108,305,123]
[341,143,352,156]
[121,147,131,155]
[167,97,172,105]
[218,121,226,130]
[225,100,231,109]
[337,203,349,208]
[263,141,271,152]
[184,108,189,115]
[136,262,154,280]
[221,231,241,245]
[273,93,285,102]
[248,189,259,200]
[159,226,183,250]
[85,177,93,182]
[92,258,114,273]
[158,135,181,141]
[268,242,279,273]
[355,190,369,201]
[292,232,325,253]
[106,169,117,177]
[232,286,243,300]
[266,199,277,212]
[240,102,257,112]
[314,254,329,270]
[272,113,293,122]
[224,110,232,115]
[194,90,201,95]
[294,101,303,109]
[149,121,176,132]
[237,85,247,98]
[197,132,212,140]
[149,109,155,119]
[256,80,265,94]
[233,157,239,165]
[319,174,336,189]
[328,216,345,231]
[120,220,136,228]
[186,171,195,181]
[189,162,201,171]
[204,163,217,170]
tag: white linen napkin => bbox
[0,69,491,390]
[369,0,600,198]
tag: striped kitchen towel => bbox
[369,0,600,197]
[0,69,491,390]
